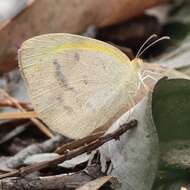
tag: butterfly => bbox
[18,33,169,139]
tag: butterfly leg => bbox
[141,69,162,78]
[141,74,158,82]
[139,76,150,92]
[139,72,159,92]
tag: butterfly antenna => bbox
[137,36,170,58]
[136,34,158,58]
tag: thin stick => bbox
[0,119,137,179]
[0,111,37,120]
[0,165,103,190]
[55,130,105,154]
[0,98,32,110]
[0,89,54,138]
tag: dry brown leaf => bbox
[0,0,163,73]
[0,0,34,30]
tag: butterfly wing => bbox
[19,33,139,139]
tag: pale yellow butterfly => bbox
[18,33,168,139]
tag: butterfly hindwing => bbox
[19,33,139,139]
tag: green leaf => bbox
[152,78,190,142]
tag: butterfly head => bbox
[131,58,142,69]
[131,34,170,78]
[130,58,143,79]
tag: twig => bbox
[0,123,29,145]
[0,165,103,190]
[0,119,137,179]
[0,98,32,110]
[0,111,37,120]
[0,135,65,172]
[55,130,105,154]
[0,89,54,138]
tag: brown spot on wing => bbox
[63,105,74,113]
[83,79,88,85]
[56,95,73,113]
[53,59,74,90]
[74,52,80,61]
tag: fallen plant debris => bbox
[55,131,106,155]
[0,88,53,138]
[0,119,137,179]
[0,122,29,145]
[0,111,36,120]
[0,98,31,110]
[0,0,163,73]
[0,135,65,171]
[0,164,104,190]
